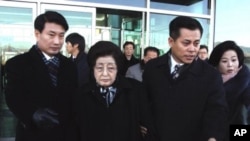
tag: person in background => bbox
[73,41,154,141]
[120,41,139,76]
[126,46,160,81]
[66,32,90,87]
[143,16,228,141]
[208,40,250,141]
[5,11,77,141]
[198,44,209,61]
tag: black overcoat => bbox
[223,64,250,141]
[224,64,250,124]
[72,51,89,87]
[5,45,77,141]
[74,76,153,141]
[143,53,228,141]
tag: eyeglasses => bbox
[94,66,117,73]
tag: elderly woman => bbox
[209,40,250,141]
[73,41,153,141]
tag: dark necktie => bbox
[72,57,76,62]
[171,64,182,80]
[46,57,59,86]
[100,86,117,107]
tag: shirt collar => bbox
[170,54,183,73]
[42,52,54,61]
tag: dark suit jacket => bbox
[73,76,154,141]
[71,51,89,87]
[143,52,228,141]
[120,55,139,76]
[5,45,77,141]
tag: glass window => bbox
[150,0,210,15]
[71,0,146,7]
[0,3,36,138]
[149,13,210,54]
[111,29,120,46]
[122,16,143,59]
[123,30,142,59]
[56,10,92,26]
[96,8,143,58]
[0,6,34,65]
[0,7,32,24]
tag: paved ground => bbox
[0,138,15,141]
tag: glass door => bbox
[41,4,96,55]
[121,15,144,59]
[95,26,112,43]
[0,1,37,138]
[96,8,144,59]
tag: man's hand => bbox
[32,108,59,130]
[221,66,242,83]
[208,137,216,141]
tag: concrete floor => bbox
[0,138,15,141]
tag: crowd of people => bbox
[4,11,250,141]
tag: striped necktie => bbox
[46,57,59,86]
[171,64,182,80]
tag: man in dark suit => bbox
[5,11,77,141]
[143,16,228,141]
[120,41,139,76]
[66,32,90,87]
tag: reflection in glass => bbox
[96,8,143,59]
[0,6,34,138]
[122,17,143,59]
[0,6,34,64]
[0,6,32,24]
[55,10,92,26]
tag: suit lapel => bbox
[28,46,57,87]
[155,53,172,79]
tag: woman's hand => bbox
[222,66,242,83]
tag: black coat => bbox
[143,53,228,141]
[224,64,250,124]
[223,64,250,141]
[120,55,139,76]
[73,76,154,141]
[71,51,90,87]
[5,45,77,141]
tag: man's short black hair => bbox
[200,45,208,52]
[34,11,69,32]
[144,46,160,57]
[66,33,85,52]
[169,16,203,40]
[123,41,135,49]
